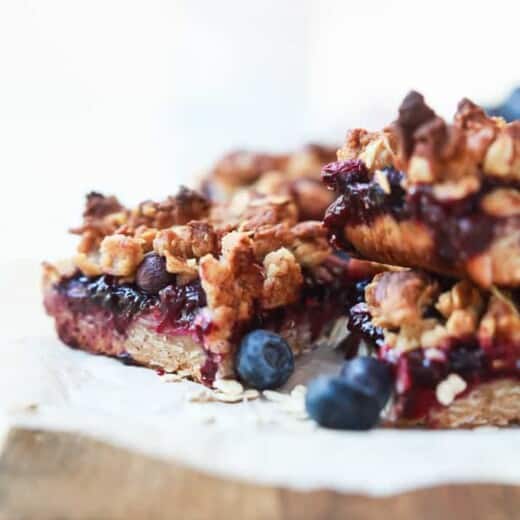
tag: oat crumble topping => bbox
[339,92,520,190]
[364,270,520,353]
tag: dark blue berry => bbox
[486,87,520,122]
[339,357,394,409]
[136,253,176,293]
[235,330,294,390]
[305,376,381,430]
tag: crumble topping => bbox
[364,270,519,352]
[128,187,210,230]
[479,291,520,348]
[481,188,520,217]
[199,232,264,354]
[238,194,298,230]
[262,248,303,309]
[99,234,144,277]
[153,221,219,281]
[83,191,124,218]
[365,271,439,329]
[208,145,336,190]
[202,145,336,220]
[209,150,288,188]
[71,187,210,255]
[337,91,520,195]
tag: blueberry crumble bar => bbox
[201,144,337,220]
[322,92,520,287]
[43,187,367,385]
[302,92,520,430]
[345,270,520,427]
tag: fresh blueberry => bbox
[136,253,176,293]
[305,376,381,430]
[235,330,294,390]
[486,87,520,122]
[340,357,394,409]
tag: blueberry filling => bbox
[57,274,156,332]
[56,272,205,334]
[347,302,385,350]
[157,281,207,333]
[322,159,520,265]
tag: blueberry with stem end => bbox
[235,330,294,390]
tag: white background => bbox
[0,0,518,261]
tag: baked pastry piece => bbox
[322,92,520,288]
[347,269,520,427]
[201,144,337,220]
[43,187,369,385]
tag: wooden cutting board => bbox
[0,427,518,520]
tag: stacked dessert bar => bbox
[321,92,520,427]
[43,94,519,429]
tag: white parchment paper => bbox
[1,261,519,496]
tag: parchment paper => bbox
[1,261,519,496]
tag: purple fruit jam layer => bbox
[45,261,360,373]
[322,159,520,265]
[54,273,207,336]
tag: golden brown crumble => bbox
[71,187,210,254]
[153,221,219,280]
[127,187,210,230]
[338,91,520,192]
[365,271,439,329]
[365,270,519,353]
[83,192,124,219]
[199,232,264,354]
[238,195,298,231]
[209,150,288,188]
[202,145,336,220]
[479,291,520,348]
[261,248,303,309]
[99,234,145,277]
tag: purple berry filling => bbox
[57,272,207,334]
[322,159,520,265]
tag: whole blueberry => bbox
[340,357,394,409]
[501,88,520,121]
[235,330,294,390]
[136,253,176,293]
[486,87,520,122]
[305,376,381,430]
